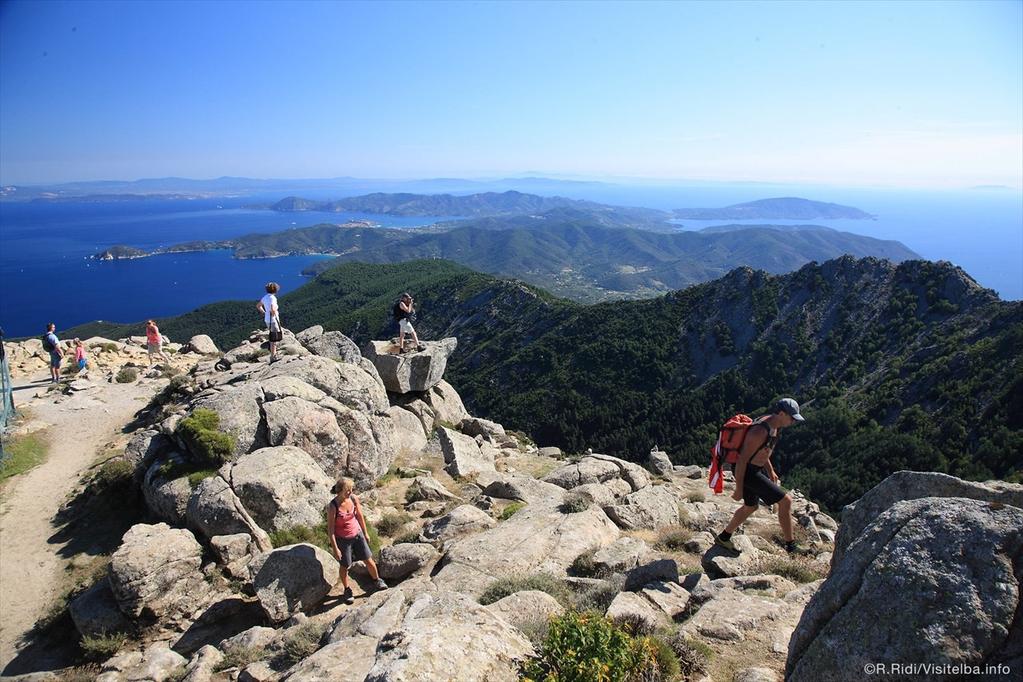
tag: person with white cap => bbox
[715,397,805,554]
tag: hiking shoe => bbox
[374,578,389,590]
[715,534,738,552]
[416,344,427,352]
[342,587,354,605]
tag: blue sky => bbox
[1,0,1020,188]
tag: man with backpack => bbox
[393,292,425,354]
[42,322,63,383]
[713,398,805,554]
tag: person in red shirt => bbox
[145,320,170,367]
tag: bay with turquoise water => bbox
[0,197,453,338]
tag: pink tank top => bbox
[331,497,361,539]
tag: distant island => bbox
[91,220,379,261]
[91,205,917,301]
[673,197,875,220]
[30,193,208,203]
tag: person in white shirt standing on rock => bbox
[257,282,283,363]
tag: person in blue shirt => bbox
[44,322,63,383]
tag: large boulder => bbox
[606,591,669,631]
[365,591,533,682]
[124,430,174,484]
[646,448,674,477]
[438,426,496,479]
[787,496,1023,680]
[591,536,652,575]
[229,446,333,533]
[97,642,188,682]
[190,383,267,457]
[108,523,211,621]
[486,590,565,633]
[142,454,193,526]
[69,579,130,638]
[421,505,497,545]
[186,476,273,550]
[257,355,388,414]
[405,475,460,503]
[459,417,507,442]
[378,543,441,581]
[603,484,681,530]
[424,380,469,424]
[301,330,362,364]
[184,335,220,355]
[483,473,566,508]
[682,588,788,642]
[263,397,350,476]
[432,505,620,597]
[543,457,621,489]
[833,470,1023,564]
[280,635,379,682]
[387,405,429,456]
[364,337,458,394]
[249,543,339,622]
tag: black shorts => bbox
[268,319,283,343]
[735,464,786,507]
[335,532,372,568]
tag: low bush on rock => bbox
[94,458,133,496]
[569,548,610,579]
[114,367,138,383]
[522,611,676,682]
[499,501,526,520]
[559,492,591,514]
[176,408,235,466]
[214,645,266,672]
[570,575,625,613]
[393,529,422,545]
[269,522,331,552]
[655,525,693,551]
[277,622,327,667]
[479,573,573,609]
[377,511,413,536]
[756,555,827,584]
[663,629,712,679]
[79,632,128,661]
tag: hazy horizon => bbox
[1,1,1020,189]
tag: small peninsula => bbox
[673,197,875,220]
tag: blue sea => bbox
[1,185,1020,339]
[0,196,453,338]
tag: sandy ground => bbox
[0,371,161,671]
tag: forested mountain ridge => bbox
[63,256,1021,512]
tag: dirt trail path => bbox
[0,373,160,671]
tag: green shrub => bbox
[365,523,381,555]
[115,367,138,383]
[499,501,525,520]
[686,491,705,503]
[559,492,591,514]
[377,511,413,536]
[99,342,119,353]
[277,622,325,667]
[94,459,133,494]
[479,573,573,608]
[393,529,422,545]
[159,365,182,379]
[757,556,827,584]
[269,522,331,553]
[186,468,218,488]
[656,525,693,551]
[80,632,127,661]
[635,634,681,681]
[569,548,609,578]
[571,575,624,613]
[213,644,266,672]
[176,409,235,466]
[521,612,638,682]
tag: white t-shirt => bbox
[260,293,279,324]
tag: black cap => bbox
[775,398,805,422]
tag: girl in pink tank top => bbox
[326,477,388,603]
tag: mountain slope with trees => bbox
[64,257,1022,512]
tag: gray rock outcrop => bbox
[108,523,211,621]
[364,337,458,394]
[228,446,333,533]
[249,543,340,622]
[788,496,1023,680]
[183,335,220,355]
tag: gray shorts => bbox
[335,532,372,568]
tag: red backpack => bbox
[707,413,768,493]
